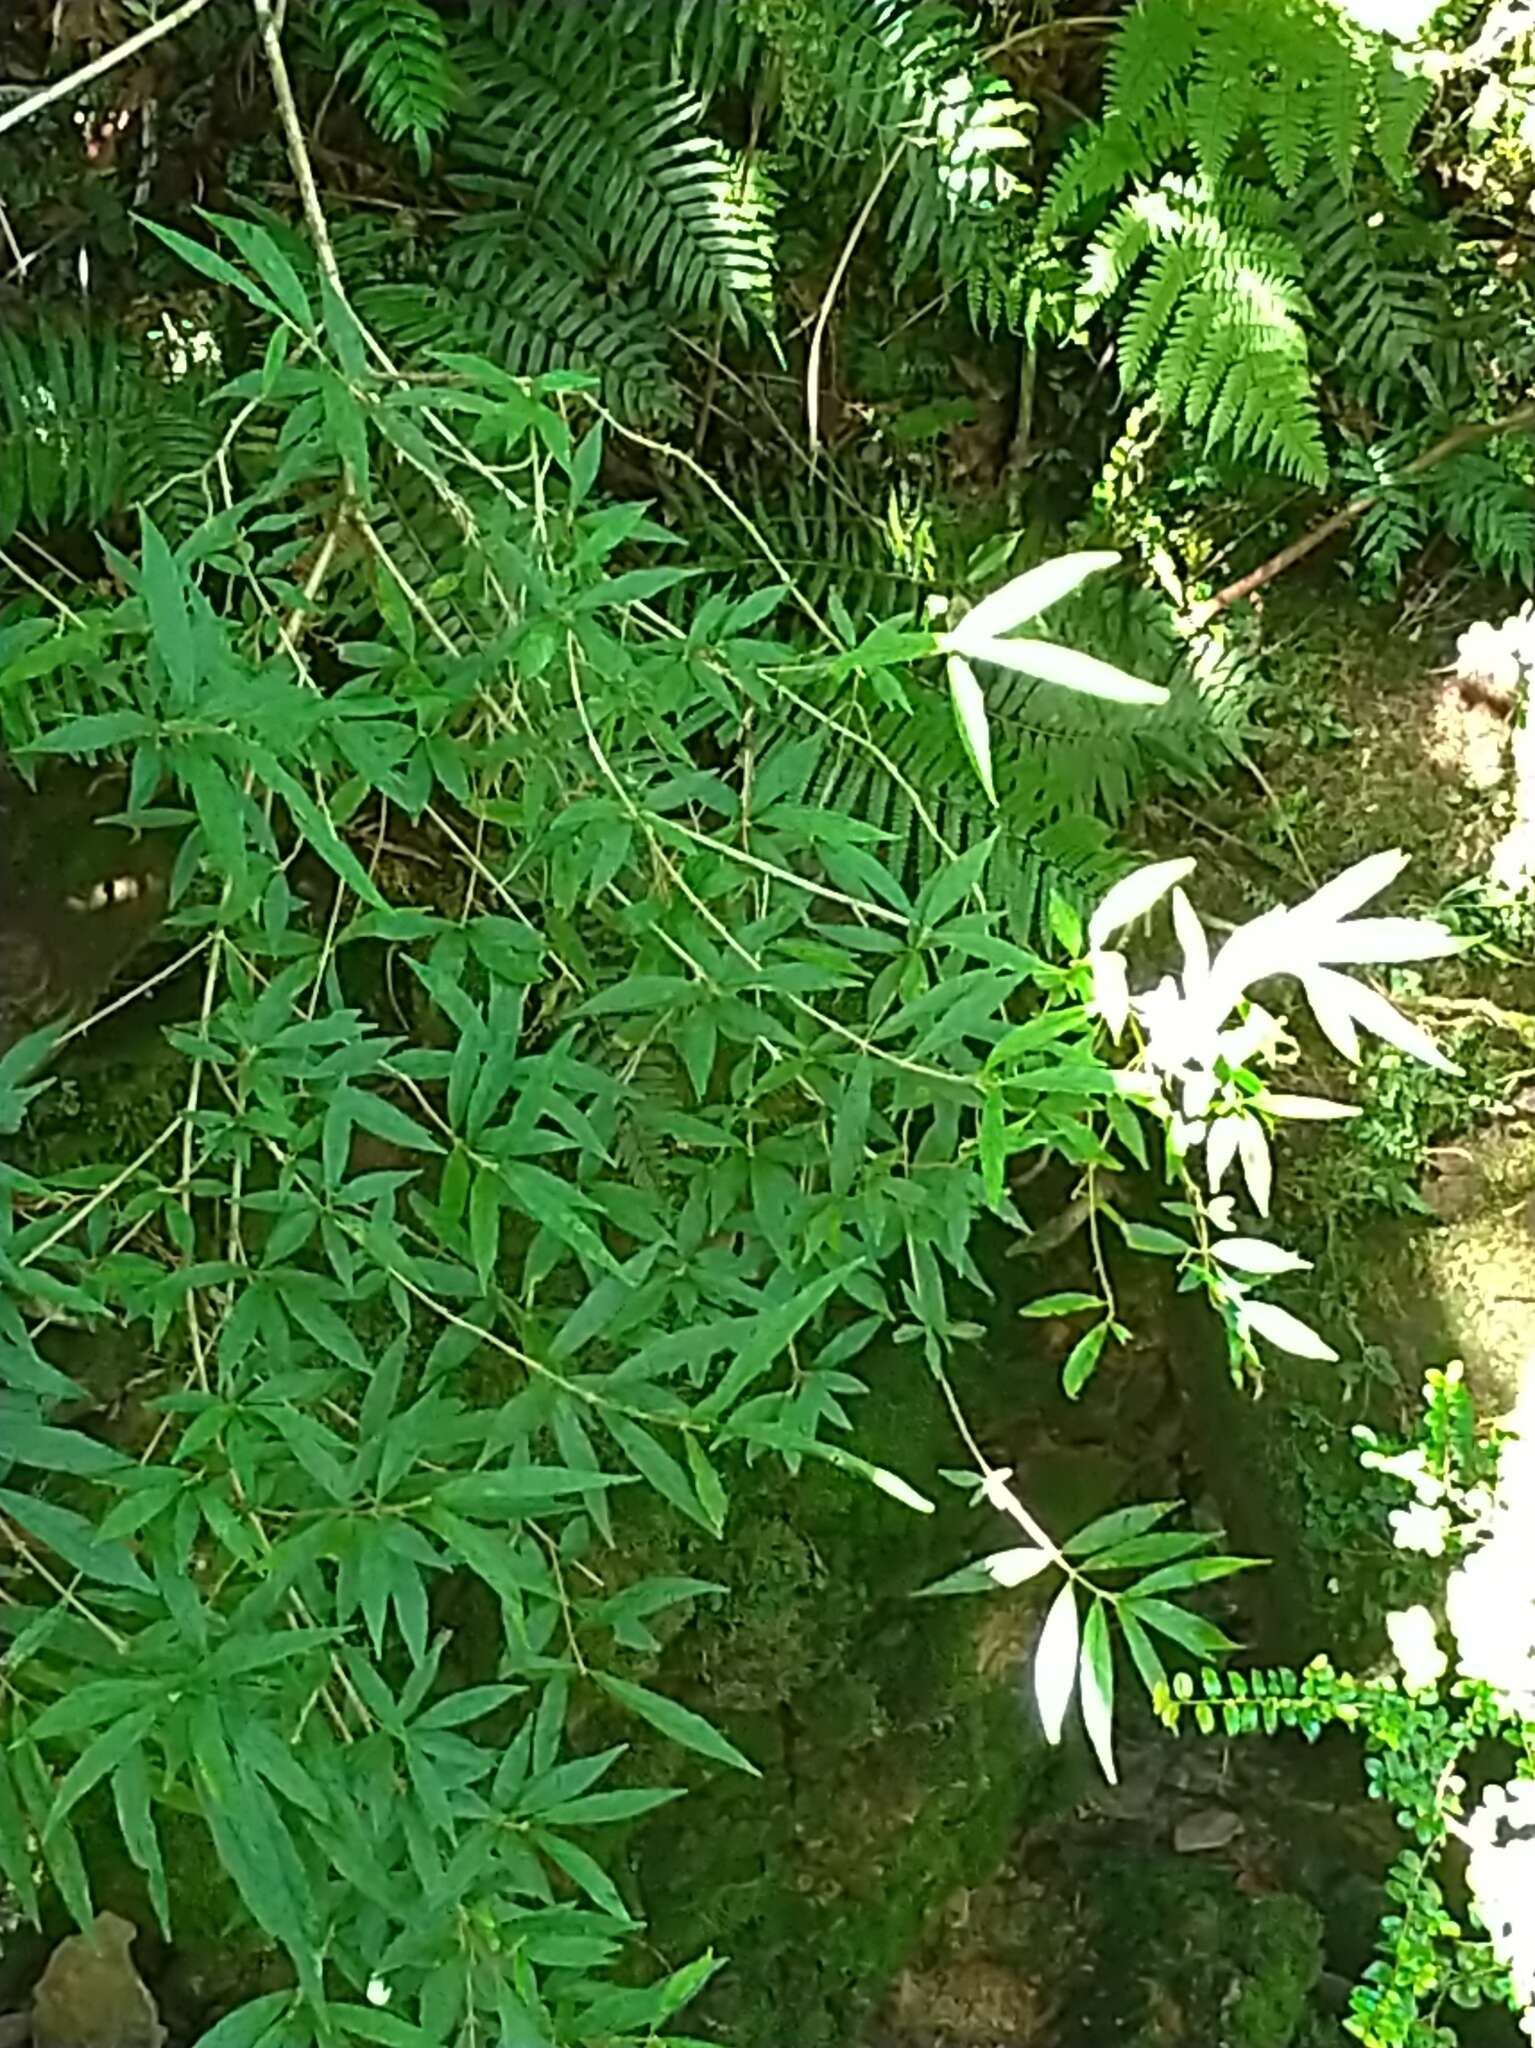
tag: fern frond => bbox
[1316,16,1370,186]
[1428,449,1535,585]
[757,0,1025,291]
[1370,43,1435,186]
[1336,435,1426,592]
[1105,0,1200,128]
[456,11,776,336]
[1033,0,1438,479]
[1188,13,1257,187]
[1293,172,1469,415]
[0,316,221,543]
[318,0,455,171]
[1086,178,1327,484]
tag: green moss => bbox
[1229,1896,1330,2047]
[20,1032,186,1182]
[626,1341,1065,2047]
[1050,1848,1323,2047]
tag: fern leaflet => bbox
[318,0,455,170]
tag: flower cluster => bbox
[1464,1778,1535,2041]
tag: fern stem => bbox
[982,16,1119,61]
[1202,399,1535,618]
[0,0,217,140]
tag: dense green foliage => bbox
[4,2,1535,2046]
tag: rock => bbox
[1173,1806,1244,1854]
[31,1915,164,2048]
[0,2015,31,2048]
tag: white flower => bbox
[1385,1604,1448,1691]
[1456,608,1535,693]
[366,1980,392,2008]
[1360,1445,1443,1505]
[1447,1534,1535,1716]
[1388,1502,1452,1556]
[1463,1778,1535,2029]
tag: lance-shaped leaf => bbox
[957,633,1169,705]
[1242,1299,1338,1362]
[1088,858,1196,955]
[1034,1580,1081,1744]
[947,550,1121,646]
[946,654,996,804]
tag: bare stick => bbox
[0,0,218,141]
[1200,400,1535,621]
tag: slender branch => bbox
[251,0,351,307]
[807,153,898,451]
[1199,400,1535,620]
[0,0,218,141]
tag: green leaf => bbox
[1127,1556,1261,1597]
[1118,1608,1168,1700]
[1063,1501,1179,1559]
[601,1414,712,1532]
[1019,1291,1103,1318]
[0,1750,39,1922]
[469,1167,502,1290]
[141,220,286,323]
[12,1742,91,1929]
[1061,1321,1109,1398]
[1,1419,129,1477]
[945,653,996,804]
[498,1160,616,1274]
[1124,1596,1239,1657]
[46,1709,156,1840]
[683,1436,728,1538]
[1079,1531,1215,1571]
[1116,1221,1190,1258]
[24,710,153,753]
[112,1747,171,1939]
[1079,1598,1116,1784]
[533,1787,681,1826]
[141,514,196,704]
[531,1828,634,1922]
[698,1267,854,1420]
[205,213,315,332]
[980,1089,1006,1211]
[189,1993,299,2048]
[720,1418,934,1513]
[0,1488,153,1591]
[568,423,603,507]
[595,1674,759,1777]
